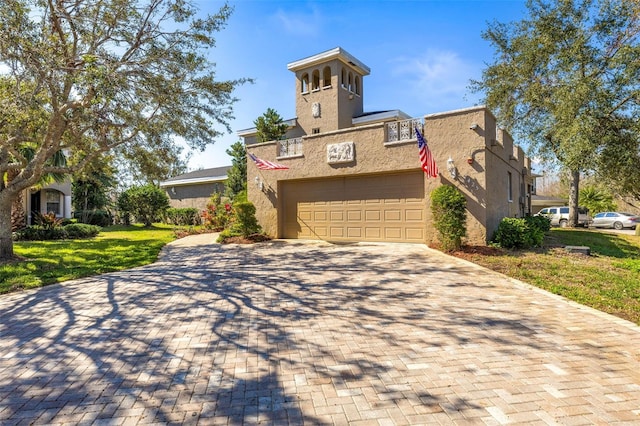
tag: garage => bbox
[281,171,426,242]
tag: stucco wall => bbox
[248,106,535,245]
[165,182,224,210]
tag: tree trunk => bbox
[0,195,15,259]
[7,169,26,231]
[568,169,580,228]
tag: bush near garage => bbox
[430,185,467,252]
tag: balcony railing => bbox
[277,137,303,158]
[385,118,423,143]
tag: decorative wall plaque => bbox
[312,102,321,118]
[327,142,354,164]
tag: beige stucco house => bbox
[159,166,230,210]
[20,182,72,225]
[240,47,534,245]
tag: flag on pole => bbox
[249,153,289,170]
[415,127,438,178]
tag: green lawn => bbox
[455,229,640,325]
[0,224,179,294]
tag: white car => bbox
[591,212,639,230]
[535,206,591,227]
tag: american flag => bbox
[249,153,289,170]
[415,127,438,178]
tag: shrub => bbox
[63,223,101,239]
[118,184,170,226]
[492,216,550,249]
[74,209,112,226]
[430,185,467,252]
[165,208,201,226]
[13,226,68,241]
[231,201,261,237]
[202,192,232,231]
[35,212,64,230]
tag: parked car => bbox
[534,206,591,227]
[591,212,639,230]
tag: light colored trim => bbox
[276,154,304,161]
[352,110,412,125]
[287,47,371,76]
[384,140,416,147]
[159,175,227,187]
[424,105,488,119]
[237,118,297,137]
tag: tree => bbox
[224,141,247,200]
[72,158,116,211]
[0,0,248,259]
[472,0,640,227]
[254,108,288,143]
[117,184,169,227]
[579,186,616,215]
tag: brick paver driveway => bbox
[1,236,640,425]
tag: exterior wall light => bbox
[470,123,479,131]
[447,157,458,179]
[254,176,264,191]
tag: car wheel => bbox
[613,221,623,230]
[559,219,568,228]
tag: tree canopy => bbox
[0,0,248,258]
[224,141,247,200]
[254,108,288,143]
[472,0,640,224]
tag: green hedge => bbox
[13,223,101,241]
[492,216,550,249]
[74,209,112,226]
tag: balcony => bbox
[277,137,303,158]
[385,118,423,143]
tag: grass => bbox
[453,229,640,325]
[0,224,179,294]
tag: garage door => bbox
[281,171,425,242]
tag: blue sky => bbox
[189,0,529,170]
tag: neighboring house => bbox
[531,194,569,215]
[159,166,231,210]
[21,182,73,225]
[239,47,534,245]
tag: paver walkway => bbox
[1,235,639,425]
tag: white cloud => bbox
[272,6,323,37]
[390,49,480,112]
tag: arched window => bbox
[354,76,361,95]
[341,68,347,88]
[322,66,331,88]
[348,72,353,92]
[301,73,309,93]
[312,70,320,90]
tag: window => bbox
[322,66,331,88]
[341,68,347,88]
[312,128,320,134]
[507,172,513,202]
[301,73,309,93]
[354,75,361,95]
[560,207,569,214]
[45,190,61,215]
[312,70,320,91]
[348,72,353,92]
